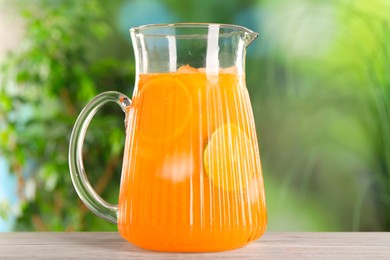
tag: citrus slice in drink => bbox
[137,75,193,144]
[177,64,199,74]
[203,124,255,191]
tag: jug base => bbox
[125,238,257,253]
[118,226,267,252]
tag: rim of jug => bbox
[129,23,259,45]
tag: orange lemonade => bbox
[118,65,267,252]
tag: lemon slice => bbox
[203,124,255,191]
[137,75,193,144]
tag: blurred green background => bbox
[1,0,390,232]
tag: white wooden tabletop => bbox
[0,232,389,259]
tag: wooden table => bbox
[0,232,389,259]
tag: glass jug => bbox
[69,23,267,252]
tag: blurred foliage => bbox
[1,0,390,231]
[0,0,132,231]
[250,0,390,231]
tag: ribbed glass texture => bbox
[117,23,267,252]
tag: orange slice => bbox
[177,64,199,74]
[136,75,193,144]
[203,124,255,191]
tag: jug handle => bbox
[68,91,131,224]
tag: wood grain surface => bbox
[0,232,389,259]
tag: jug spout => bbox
[243,29,259,47]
